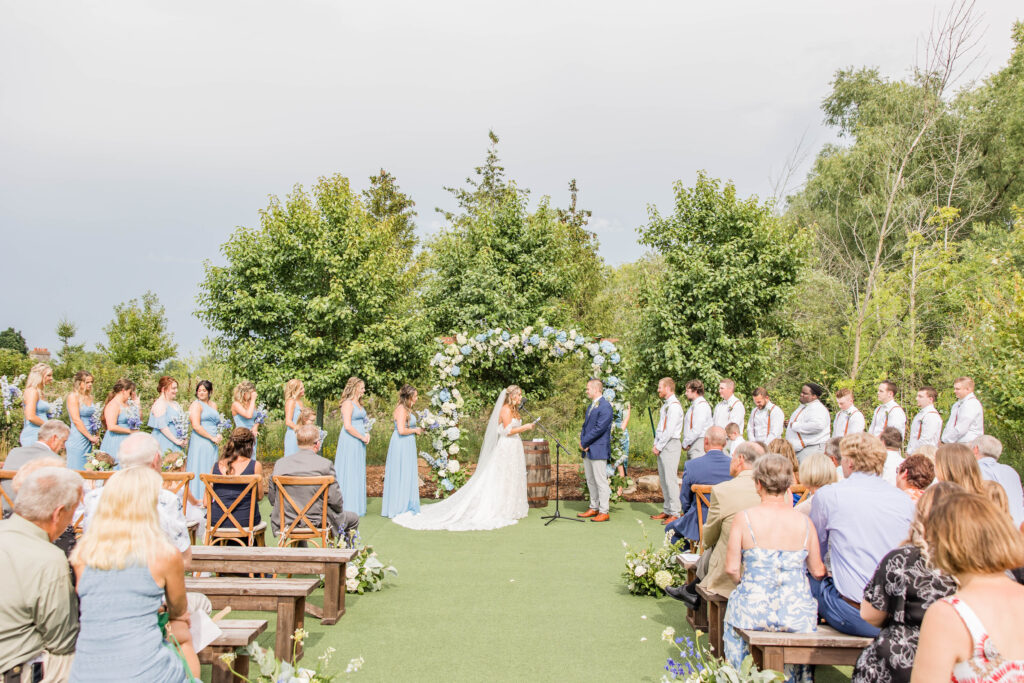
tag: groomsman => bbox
[682,380,713,460]
[786,382,831,462]
[747,387,784,443]
[942,376,984,444]
[908,386,943,454]
[651,378,684,521]
[831,388,865,439]
[712,379,745,430]
[868,380,907,439]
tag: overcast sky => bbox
[1,0,1020,357]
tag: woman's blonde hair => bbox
[798,453,838,490]
[504,385,522,419]
[25,363,51,396]
[926,492,1024,576]
[71,467,173,570]
[298,408,316,425]
[904,481,961,556]
[72,371,94,398]
[341,377,364,405]
[284,379,304,402]
[935,444,985,496]
[233,380,255,405]
[839,432,887,476]
[915,444,938,462]
[983,480,1011,516]
[768,439,800,484]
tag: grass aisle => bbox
[214,498,852,682]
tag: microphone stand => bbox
[520,408,584,525]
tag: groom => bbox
[578,378,613,522]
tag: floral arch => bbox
[418,323,628,496]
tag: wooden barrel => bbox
[524,440,551,508]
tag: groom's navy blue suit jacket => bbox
[580,397,613,461]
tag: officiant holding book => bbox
[578,378,614,522]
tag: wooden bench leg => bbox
[321,563,341,625]
[761,645,785,674]
[276,597,305,663]
[209,648,247,683]
[708,600,724,657]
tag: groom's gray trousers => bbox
[583,457,611,514]
[658,438,683,516]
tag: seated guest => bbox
[768,438,801,484]
[972,435,1024,530]
[824,436,844,481]
[9,456,77,555]
[161,451,205,527]
[912,492,1024,681]
[70,467,199,681]
[810,432,915,637]
[723,454,826,683]
[853,482,959,683]
[795,453,838,515]
[895,453,935,503]
[935,443,986,496]
[879,427,905,486]
[915,444,937,462]
[1,420,70,512]
[665,426,732,539]
[268,425,359,542]
[210,428,264,543]
[0,467,82,682]
[984,480,1012,518]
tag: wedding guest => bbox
[723,454,826,682]
[795,453,838,515]
[810,432,915,637]
[832,387,865,439]
[682,380,713,460]
[724,422,743,456]
[231,380,258,455]
[972,435,1024,529]
[0,467,82,682]
[713,378,744,430]
[98,378,138,462]
[785,382,831,462]
[825,437,845,481]
[869,380,907,439]
[666,426,731,539]
[283,379,306,456]
[907,386,942,454]
[984,480,1012,518]
[896,454,935,503]
[768,438,801,484]
[335,377,371,517]
[19,363,53,447]
[382,384,422,518]
[66,371,99,470]
[70,467,199,682]
[211,428,263,543]
[651,378,684,522]
[935,443,986,496]
[853,482,959,683]
[9,457,77,554]
[941,376,984,444]
[2,420,70,512]
[185,380,222,502]
[161,451,205,527]
[148,376,186,456]
[747,387,784,442]
[880,426,905,486]
[915,444,938,462]
[269,425,358,541]
[911,493,1024,681]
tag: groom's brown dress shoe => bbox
[650,513,669,520]
[591,513,610,522]
[578,509,599,518]
[661,515,679,525]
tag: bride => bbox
[392,385,536,531]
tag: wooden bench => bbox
[198,619,267,683]
[189,545,356,625]
[740,625,872,672]
[672,554,707,632]
[696,584,728,656]
[185,577,318,662]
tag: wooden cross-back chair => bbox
[200,473,265,547]
[272,475,333,548]
[691,483,811,552]
[161,471,198,543]
[0,469,16,515]
[72,470,116,535]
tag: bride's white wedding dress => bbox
[392,390,528,531]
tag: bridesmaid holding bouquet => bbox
[186,380,223,501]
[19,363,53,446]
[231,381,258,455]
[148,376,186,456]
[382,384,422,518]
[66,371,100,469]
[99,379,139,463]
[283,379,306,456]
[335,377,370,517]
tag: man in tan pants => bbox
[651,378,683,523]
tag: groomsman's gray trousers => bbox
[658,438,683,516]
[686,441,706,460]
[583,457,611,514]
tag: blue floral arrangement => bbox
[125,400,142,430]
[87,405,103,435]
[253,404,268,425]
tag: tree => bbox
[99,292,178,370]
[635,172,808,393]
[0,328,27,355]
[197,173,427,414]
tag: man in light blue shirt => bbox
[973,435,1024,530]
[809,432,915,637]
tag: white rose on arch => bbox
[448,444,459,455]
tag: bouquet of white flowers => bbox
[221,628,364,682]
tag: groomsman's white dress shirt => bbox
[712,397,745,430]
[747,402,784,442]
[941,392,984,443]
[869,400,907,438]
[832,407,865,439]
[682,396,713,450]
[654,395,684,451]
[786,399,831,452]
[907,405,943,453]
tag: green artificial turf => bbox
[203,498,852,682]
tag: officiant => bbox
[578,379,613,522]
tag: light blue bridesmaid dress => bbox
[186,402,221,501]
[67,400,96,469]
[283,404,301,456]
[19,397,50,446]
[335,401,367,517]
[148,401,184,456]
[382,413,420,518]
[234,411,257,456]
[98,407,131,464]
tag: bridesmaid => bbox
[19,363,53,446]
[231,381,258,456]
[382,384,423,518]
[148,376,186,456]
[297,409,322,452]
[98,379,139,463]
[66,371,100,469]
[186,380,223,502]
[335,377,370,517]
[283,379,306,456]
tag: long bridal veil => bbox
[392,389,529,531]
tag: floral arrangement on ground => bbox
[342,537,397,594]
[659,627,782,682]
[222,628,364,682]
[622,520,690,597]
